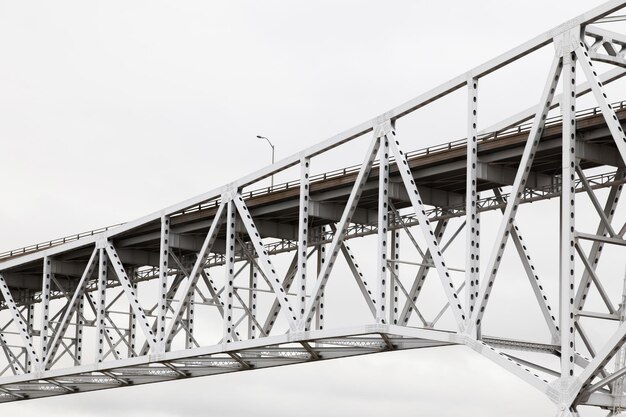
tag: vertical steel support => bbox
[128,268,137,357]
[248,264,258,339]
[302,135,380,329]
[26,302,35,372]
[26,303,35,340]
[316,234,326,331]
[185,299,195,349]
[74,292,84,365]
[22,304,28,372]
[157,215,170,349]
[390,229,400,325]
[164,201,225,348]
[39,257,52,366]
[388,125,465,328]
[466,77,480,317]
[224,200,236,343]
[470,55,563,333]
[377,135,390,324]
[96,248,107,362]
[561,42,577,379]
[297,157,310,319]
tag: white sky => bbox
[0,1,623,416]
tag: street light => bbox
[256,135,275,188]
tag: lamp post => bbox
[256,135,275,188]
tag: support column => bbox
[128,268,137,357]
[248,263,258,340]
[560,42,577,380]
[301,135,380,330]
[315,227,326,331]
[26,302,35,372]
[74,292,84,365]
[297,157,310,320]
[377,135,389,324]
[96,248,107,363]
[466,77,480,318]
[224,200,236,343]
[390,228,400,325]
[185,299,195,349]
[157,215,170,350]
[39,257,52,367]
[470,54,562,332]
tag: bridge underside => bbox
[4,2,626,416]
[0,325,456,402]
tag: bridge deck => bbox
[1,103,625,298]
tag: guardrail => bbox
[171,100,626,216]
[0,224,124,261]
[1,100,624,261]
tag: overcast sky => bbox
[0,1,624,416]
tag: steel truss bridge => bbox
[3,2,626,416]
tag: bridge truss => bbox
[3,2,626,416]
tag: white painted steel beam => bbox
[301,135,380,330]
[376,134,390,324]
[297,157,310,319]
[466,78,480,318]
[469,54,563,335]
[388,123,465,329]
[560,37,578,381]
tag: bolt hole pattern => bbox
[157,216,171,342]
[390,129,464,324]
[466,78,480,315]
[297,157,311,319]
[474,57,563,327]
[306,137,381,326]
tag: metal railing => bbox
[1,100,623,262]
[168,100,626,217]
[0,224,124,261]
